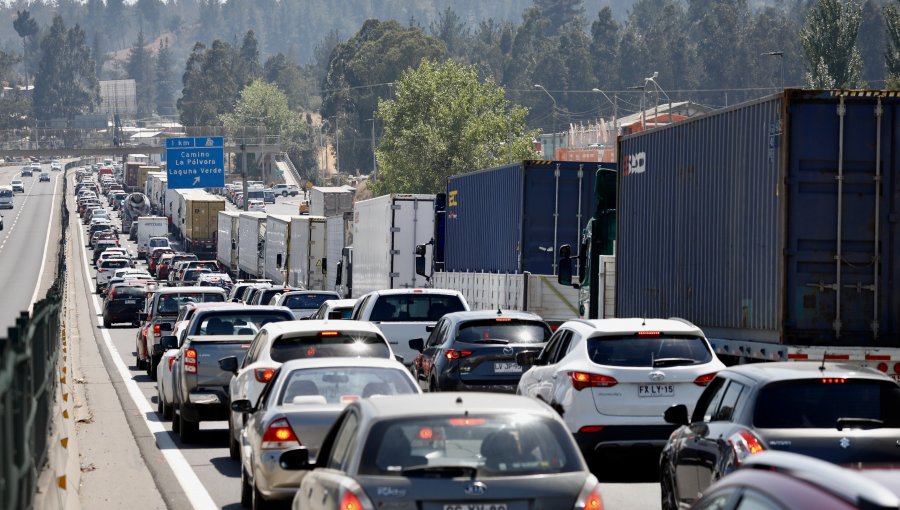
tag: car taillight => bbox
[694,372,718,386]
[184,349,197,374]
[254,368,276,383]
[153,324,161,336]
[574,477,604,510]
[569,371,618,390]
[109,289,115,299]
[339,490,370,510]
[445,349,472,360]
[728,430,764,467]
[261,418,299,450]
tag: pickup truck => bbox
[170,305,296,443]
[349,288,469,367]
[136,286,227,378]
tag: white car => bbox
[310,298,358,320]
[273,183,300,196]
[516,318,725,462]
[50,162,62,171]
[269,290,342,319]
[10,179,24,193]
[223,320,396,459]
[247,199,265,212]
[95,257,132,293]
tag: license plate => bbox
[124,300,136,304]
[494,362,522,373]
[639,384,674,397]
[444,505,507,510]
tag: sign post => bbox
[165,137,225,189]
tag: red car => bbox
[148,248,175,274]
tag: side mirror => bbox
[276,253,283,269]
[327,311,343,320]
[558,244,573,286]
[160,335,178,350]
[516,350,538,367]
[408,338,424,353]
[414,244,427,278]
[279,447,311,470]
[394,354,405,364]
[664,404,690,426]
[218,356,239,374]
[231,399,253,414]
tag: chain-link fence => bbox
[0,161,71,510]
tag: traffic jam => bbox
[76,107,900,510]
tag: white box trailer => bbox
[264,215,292,285]
[217,211,241,274]
[288,216,327,289]
[136,216,168,257]
[308,186,353,217]
[351,194,435,297]
[325,214,351,293]
[238,212,268,278]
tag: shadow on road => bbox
[153,428,231,450]
[210,456,241,478]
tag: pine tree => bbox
[533,0,584,35]
[13,10,38,89]
[126,30,155,118]
[801,0,864,88]
[155,38,176,116]
[33,15,99,122]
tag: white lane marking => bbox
[29,172,62,311]
[75,186,218,510]
[0,177,35,250]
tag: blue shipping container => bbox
[444,160,613,274]
[616,90,900,347]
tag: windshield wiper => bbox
[652,357,697,368]
[400,465,478,478]
[836,417,885,431]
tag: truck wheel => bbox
[178,412,199,443]
[228,416,240,460]
[282,191,287,197]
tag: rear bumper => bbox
[438,375,519,393]
[180,388,230,422]
[573,425,677,456]
[255,450,309,499]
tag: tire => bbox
[157,393,164,415]
[661,469,678,510]
[171,407,180,432]
[162,399,173,421]
[228,414,240,460]
[251,481,265,510]
[148,354,160,379]
[240,468,252,508]
[281,191,287,197]
[103,317,111,329]
[178,411,199,443]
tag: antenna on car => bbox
[642,312,647,327]
[819,352,827,371]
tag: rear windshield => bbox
[456,319,551,345]
[369,295,467,322]
[283,293,340,310]
[156,292,225,314]
[359,415,581,477]
[195,311,290,336]
[586,334,713,367]
[258,289,286,305]
[101,260,130,269]
[112,286,147,298]
[270,332,391,362]
[0,189,11,198]
[149,239,169,247]
[754,380,900,429]
[231,286,250,301]
[277,366,416,405]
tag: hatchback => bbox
[103,283,148,328]
[11,179,24,193]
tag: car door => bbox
[524,328,573,402]
[244,374,277,476]
[420,319,449,386]
[694,379,748,493]
[302,411,360,510]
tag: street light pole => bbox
[534,84,557,159]
[761,51,785,91]
[592,88,618,136]
[646,74,671,128]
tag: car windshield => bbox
[283,293,340,310]
[277,366,416,405]
[196,311,290,335]
[156,292,224,314]
[269,332,391,362]
[359,414,581,477]
[456,319,551,344]
[754,379,900,429]
[586,334,713,367]
[369,295,467,322]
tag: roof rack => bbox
[743,451,900,510]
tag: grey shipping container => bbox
[616,90,900,347]
[444,160,612,274]
[308,187,353,217]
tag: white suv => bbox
[516,318,725,461]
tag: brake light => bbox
[578,426,604,433]
[448,418,485,426]
[339,491,364,510]
[184,348,197,374]
[320,331,339,336]
[728,430,764,466]
[109,288,115,299]
[636,331,661,336]
[575,479,604,510]
[153,324,161,336]
[821,378,846,384]
[583,490,603,510]
[495,317,512,322]
[445,349,473,360]
[261,418,299,450]
[254,368,276,383]
[694,372,718,386]
[569,371,618,390]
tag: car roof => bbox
[191,304,292,315]
[154,286,226,295]
[260,319,383,337]
[280,290,338,297]
[719,361,892,383]
[440,309,547,323]
[352,392,556,421]
[564,317,705,336]
[367,288,464,297]
[278,357,408,372]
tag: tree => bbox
[32,15,100,122]
[264,53,318,111]
[13,10,38,89]
[533,0,585,35]
[885,1,900,87]
[429,7,470,57]
[236,30,263,88]
[801,0,864,88]
[126,30,155,118]
[857,0,886,82]
[590,7,620,87]
[0,50,27,129]
[374,59,536,195]
[155,38,177,116]
[177,40,241,127]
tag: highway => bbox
[0,163,63,333]
[67,186,660,510]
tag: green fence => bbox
[0,161,71,510]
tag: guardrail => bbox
[0,161,72,510]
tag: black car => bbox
[409,310,552,393]
[659,362,900,510]
[103,283,148,328]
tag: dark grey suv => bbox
[659,362,900,510]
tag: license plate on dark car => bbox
[494,362,522,373]
[124,300,136,304]
[444,505,507,510]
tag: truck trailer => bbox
[217,211,241,275]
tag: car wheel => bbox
[178,411,198,443]
[251,481,265,510]
[157,393,164,415]
[162,399,173,421]
[148,354,159,379]
[282,191,287,197]
[172,407,180,432]
[240,468,252,508]
[660,468,678,510]
[103,317,111,329]
[228,414,240,460]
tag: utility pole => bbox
[535,84,558,159]
[241,143,248,211]
[761,51,785,91]
[367,116,377,180]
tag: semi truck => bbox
[238,212,267,278]
[217,211,241,274]
[561,89,900,373]
[171,189,226,256]
[263,215,328,288]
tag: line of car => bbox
[76,165,900,510]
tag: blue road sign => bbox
[166,137,225,189]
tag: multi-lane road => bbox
[0,163,64,333]
[64,179,659,510]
